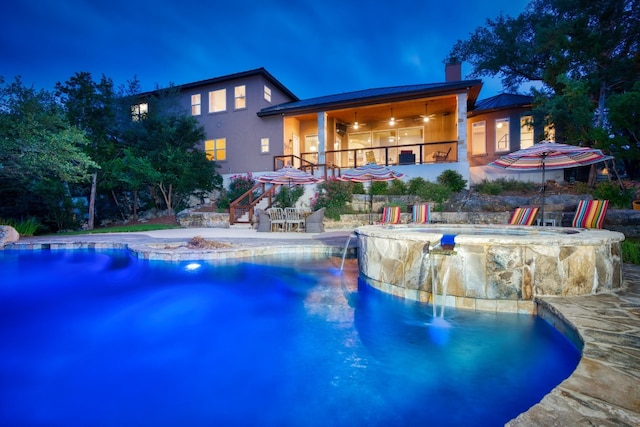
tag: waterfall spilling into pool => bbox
[355,224,625,313]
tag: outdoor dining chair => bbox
[285,207,305,232]
[267,208,287,232]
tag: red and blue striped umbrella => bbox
[490,141,612,225]
[257,166,323,186]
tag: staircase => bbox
[229,182,280,225]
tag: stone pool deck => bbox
[7,225,640,426]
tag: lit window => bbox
[204,138,226,161]
[234,85,246,109]
[471,121,486,155]
[264,85,271,102]
[208,89,226,113]
[260,137,269,153]
[191,94,201,116]
[495,118,509,152]
[520,115,534,149]
[131,102,148,121]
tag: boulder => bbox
[0,225,19,247]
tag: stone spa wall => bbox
[356,224,625,314]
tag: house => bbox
[133,65,539,188]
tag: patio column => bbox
[317,112,327,169]
[456,93,468,163]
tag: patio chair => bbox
[285,207,305,232]
[365,151,376,164]
[380,206,401,225]
[255,209,272,232]
[434,147,451,162]
[267,207,287,232]
[305,208,326,233]
[571,199,609,229]
[509,206,539,226]
[411,203,431,224]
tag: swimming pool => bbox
[0,249,579,426]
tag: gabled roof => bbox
[140,67,299,101]
[471,93,532,114]
[258,80,482,117]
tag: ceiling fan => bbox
[416,103,436,122]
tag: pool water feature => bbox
[0,249,580,427]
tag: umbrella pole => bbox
[369,184,373,225]
[540,157,546,226]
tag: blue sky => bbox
[2,0,530,100]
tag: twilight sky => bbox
[2,0,530,100]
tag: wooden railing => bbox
[229,182,280,225]
[273,155,341,179]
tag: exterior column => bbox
[317,112,327,167]
[456,93,468,163]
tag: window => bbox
[495,118,509,152]
[260,137,269,153]
[204,138,226,161]
[471,121,486,155]
[234,85,246,109]
[264,85,271,102]
[520,115,534,149]
[208,89,226,113]
[191,94,201,116]
[131,102,148,121]
[304,134,318,163]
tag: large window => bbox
[520,115,534,149]
[205,138,226,161]
[191,94,201,116]
[260,137,269,153]
[234,85,246,109]
[264,85,271,102]
[131,102,148,121]
[471,121,486,155]
[495,118,510,152]
[208,89,226,113]
[304,134,318,163]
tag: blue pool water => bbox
[0,249,580,427]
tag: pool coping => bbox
[4,228,640,426]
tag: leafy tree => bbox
[606,82,640,178]
[56,72,117,229]
[0,77,96,227]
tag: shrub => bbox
[273,186,304,208]
[437,170,467,192]
[370,181,388,195]
[622,239,640,265]
[592,181,635,209]
[217,173,256,209]
[311,178,353,220]
[414,181,451,212]
[407,177,427,195]
[0,217,41,236]
[387,179,408,195]
[472,178,535,195]
[351,182,366,194]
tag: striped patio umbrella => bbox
[490,142,612,225]
[339,163,406,224]
[257,166,323,186]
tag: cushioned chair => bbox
[411,203,431,224]
[255,209,272,232]
[509,206,539,226]
[572,200,609,229]
[380,206,401,225]
[305,208,325,233]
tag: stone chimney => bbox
[445,62,462,82]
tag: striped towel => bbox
[509,207,539,226]
[412,204,431,224]
[381,206,401,224]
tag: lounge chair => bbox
[305,208,325,233]
[509,206,539,226]
[255,209,272,232]
[411,203,431,224]
[572,200,609,229]
[380,206,401,225]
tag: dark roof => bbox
[140,67,299,101]
[258,80,483,117]
[471,93,532,113]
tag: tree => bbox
[447,0,640,172]
[0,77,97,226]
[56,72,117,229]
[606,82,640,178]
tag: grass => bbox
[55,223,182,235]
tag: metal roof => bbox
[471,93,532,113]
[258,79,482,117]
